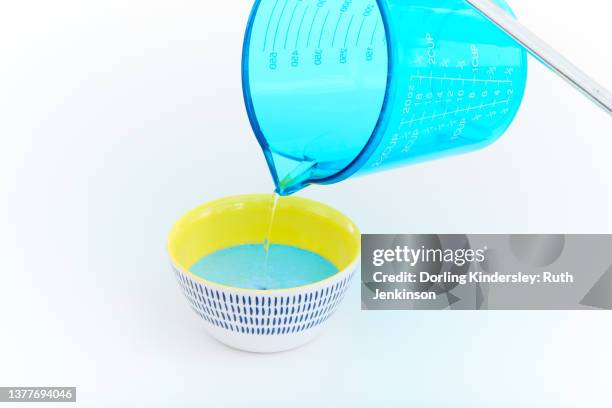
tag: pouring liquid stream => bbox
[259,193,280,289]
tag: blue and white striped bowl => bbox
[168,195,360,353]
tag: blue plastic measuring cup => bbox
[243,0,528,195]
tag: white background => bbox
[0,0,611,406]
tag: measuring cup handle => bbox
[466,0,612,116]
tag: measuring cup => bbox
[243,0,528,195]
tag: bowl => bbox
[167,194,360,353]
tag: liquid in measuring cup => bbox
[243,0,528,195]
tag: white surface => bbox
[0,1,611,406]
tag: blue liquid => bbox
[190,244,338,290]
[243,0,527,195]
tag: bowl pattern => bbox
[173,263,356,337]
[168,194,360,352]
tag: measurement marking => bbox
[355,16,366,46]
[343,15,354,48]
[306,7,321,48]
[317,11,331,49]
[369,20,379,46]
[410,75,512,83]
[399,100,510,126]
[272,0,290,51]
[284,2,300,50]
[331,15,344,47]
[294,6,309,49]
[263,0,280,51]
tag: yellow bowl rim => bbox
[167,194,361,294]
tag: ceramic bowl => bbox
[168,194,360,353]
